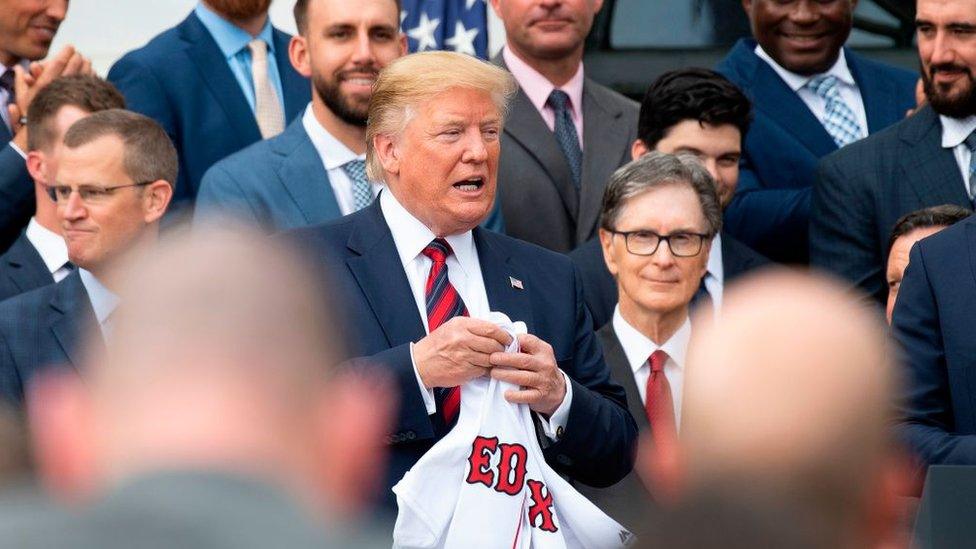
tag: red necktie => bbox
[422,238,468,425]
[645,350,678,452]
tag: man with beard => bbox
[194,0,406,232]
[809,0,976,306]
[107,0,310,213]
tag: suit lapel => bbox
[3,235,52,293]
[273,121,342,224]
[474,229,534,331]
[848,50,902,133]
[751,60,838,159]
[180,13,262,147]
[0,118,11,144]
[898,107,972,208]
[48,271,101,369]
[273,28,307,121]
[576,81,631,243]
[345,201,426,347]
[597,324,648,430]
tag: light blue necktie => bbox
[547,89,582,188]
[341,159,374,212]
[806,75,864,148]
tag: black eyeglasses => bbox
[46,182,154,204]
[608,229,710,257]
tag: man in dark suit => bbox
[489,0,638,252]
[283,52,637,505]
[0,0,92,254]
[107,0,309,210]
[0,76,125,303]
[811,0,976,305]
[571,69,768,329]
[717,0,916,263]
[575,152,723,530]
[0,110,175,403]
[194,0,407,233]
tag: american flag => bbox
[401,0,490,59]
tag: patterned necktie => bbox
[341,159,374,211]
[645,350,677,453]
[247,39,285,138]
[547,89,582,188]
[0,69,15,132]
[806,75,864,148]
[963,131,976,204]
[422,238,469,427]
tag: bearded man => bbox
[107,0,310,212]
[810,0,976,306]
[194,0,408,232]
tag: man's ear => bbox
[142,180,173,224]
[374,133,401,179]
[26,151,46,184]
[631,139,649,161]
[599,228,620,278]
[288,34,312,78]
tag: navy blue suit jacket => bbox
[811,106,973,304]
[0,270,97,403]
[282,199,638,501]
[194,118,341,233]
[893,216,976,465]
[569,232,770,329]
[107,12,309,208]
[716,39,916,264]
[0,126,33,255]
[0,233,54,302]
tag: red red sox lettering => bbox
[465,435,558,533]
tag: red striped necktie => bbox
[422,238,468,426]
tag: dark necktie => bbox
[645,349,677,454]
[547,89,582,188]
[422,238,469,427]
[0,69,15,126]
[964,131,976,206]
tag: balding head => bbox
[675,271,903,548]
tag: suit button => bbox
[405,431,416,440]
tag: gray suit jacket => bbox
[495,56,638,253]
[577,323,655,532]
[810,105,973,304]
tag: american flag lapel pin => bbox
[509,276,524,290]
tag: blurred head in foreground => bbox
[29,226,393,520]
[654,271,908,549]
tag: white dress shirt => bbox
[612,307,690,430]
[703,234,724,314]
[939,114,976,198]
[380,190,572,438]
[302,105,384,215]
[24,218,72,282]
[755,45,867,139]
[78,268,120,341]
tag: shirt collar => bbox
[301,104,363,170]
[612,306,691,375]
[706,233,723,285]
[940,114,976,148]
[194,2,275,60]
[754,44,856,92]
[78,268,120,327]
[502,46,584,119]
[24,218,69,275]
[379,190,479,278]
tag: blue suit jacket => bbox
[0,270,97,403]
[107,12,309,208]
[194,118,340,233]
[893,216,976,465]
[0,233,54,302]
[282,199,638,502]
[569,232,770,329]
[0,126,33,256]
[716,38,916,264]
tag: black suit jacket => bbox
[570,232,770,329]
[494,55,639,253]
[282,198,638,506]
[0,233,54,302]
[0,126,33,256]
[0,270,98,403]
[810,106,973,304]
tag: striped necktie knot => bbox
[422,238,452,264]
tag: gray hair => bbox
[599,151,722,236]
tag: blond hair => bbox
[365,51,517,181]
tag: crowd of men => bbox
[0,0,975,546]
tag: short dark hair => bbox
[294,0,402,35]
[888,204,970,253]
[637,68,752,149]
[26,75,126,152]
[62,109,178,189]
